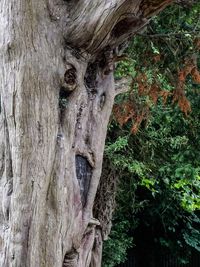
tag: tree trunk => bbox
[0,0,173,266]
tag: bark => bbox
[0,0,174,266]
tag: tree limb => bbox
[115,77,132,96]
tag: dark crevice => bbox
[98,47,115,76]
[84,62,98,94]
[75,155,93,207]
[0,148,5,178]
[99,92,106,110]
[0,104,13,190]
[59,88,69,125]
[63,248,78,267]
[4,115,14,179]
[64,64,77,87]
[4,179,13,220]
[84,49,113,95]
[59,87,71,109]
[59,65,77,110]
[85,134,90,146]
[98,46,113,71]
[111,17,144,38]
[6,180,13,197]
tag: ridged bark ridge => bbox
[0,0,174,266]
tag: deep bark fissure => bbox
[75,155,93,207]
[63,247,79,267]
[59,88,70,109]
[2,111,13,224]
[84,63,98,93]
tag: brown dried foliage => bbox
[135,73,171,104]
[113,53,200,133]
[194,38,200,50]
[113,101,136,127]
[174,57,200,115]
[113,93,150,135]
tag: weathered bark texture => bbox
[0,0,174,266]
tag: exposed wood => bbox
[115,77,132,96]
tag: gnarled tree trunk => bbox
[0,1,173,266]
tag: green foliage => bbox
[115,59,136,80]
[102,2,200,266]
[103,88,200,266]
[183,217,200,252]
[102,221,133,267]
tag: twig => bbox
[138,30,200,38]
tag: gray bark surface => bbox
[0,0,173,266]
